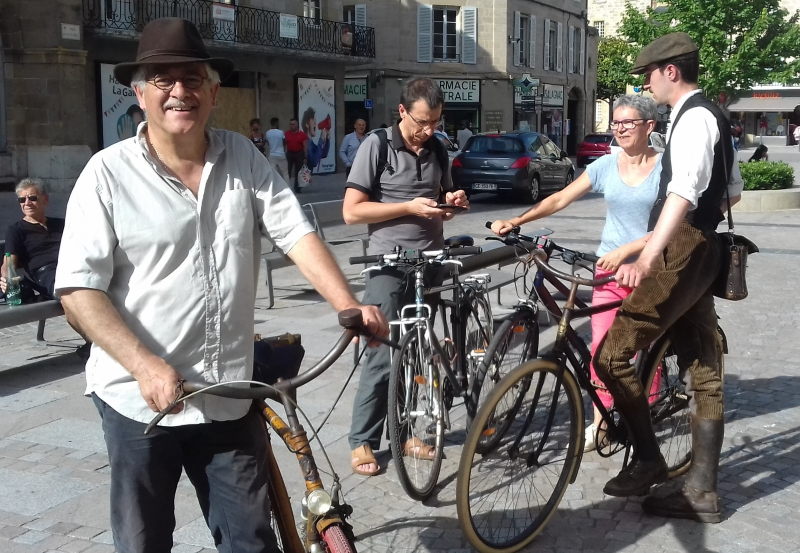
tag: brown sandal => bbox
[403,437,436,460]
[351,444,381,476]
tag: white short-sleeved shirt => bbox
[55,123,314,425]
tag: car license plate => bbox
[473,183,497,191]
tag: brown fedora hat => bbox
[114,18,234,87]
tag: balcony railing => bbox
[82,0,375,58]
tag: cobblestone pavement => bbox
[1,161,799,553]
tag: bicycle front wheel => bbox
[467,311,539,440]
[457,360,583,553]
[644,336,692,477]
[388,328,445,500]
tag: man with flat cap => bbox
[54,17,387,553]
[593,32,742,523]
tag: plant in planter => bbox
[739,161,794,191]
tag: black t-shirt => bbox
[4,217,64,274]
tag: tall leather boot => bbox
[603,395,667,497]
[642,417,724,523]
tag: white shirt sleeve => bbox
[665,106,719,209]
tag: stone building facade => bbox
[344,0,598,156]
[0,0,375,190]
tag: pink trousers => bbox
[589,268,661,409]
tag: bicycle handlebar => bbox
[530,249,615,287]
[144,309,383,434]
[349,245,482,266]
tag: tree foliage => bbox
[616,0,800,100]
[596,37,636,102]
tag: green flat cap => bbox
[631,32,698,74]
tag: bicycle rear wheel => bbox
[644,336,692,477]
[457,360,582,553]
[463,290,494,415]
[388,327,445,500]
[467,311,539,442]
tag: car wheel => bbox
[564,170,574,188]
[518,174,540,203]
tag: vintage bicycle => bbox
[456,231,713,553]
[147,309,377,553]
[350,241,494,500]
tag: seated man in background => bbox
[1,177,62,300]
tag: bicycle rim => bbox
[388,329,444,500]
[321,524,357,553]
[469,314,539,447]
[646,337,692,477]
[457,361,582,553]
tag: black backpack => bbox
[371,128,450,192]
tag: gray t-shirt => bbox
[346,124,453,255]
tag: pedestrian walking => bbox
[284,117,308,192]
[339,118,367,176]
[265,117,288,182]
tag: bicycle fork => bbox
[259,401,353,550]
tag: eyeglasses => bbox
[610,119,647,130]
[147,74,208,92]
[17,195,38,204]
[405,110,441,130]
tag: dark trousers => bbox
[286,150,305,189]
[92,395,280,553]
[594,221,724,421]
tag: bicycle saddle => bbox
[444,235,475,248]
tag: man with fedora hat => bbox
[54,17,387,553]
[593,32,742,523]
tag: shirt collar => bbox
[390,121,435,154]
[666,89,703,141]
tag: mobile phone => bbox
[436,203,468,210]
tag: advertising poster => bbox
[99,63,143,148]
[297,77,336,174]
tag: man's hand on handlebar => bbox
[351,304,389,347]
[134,357,185,414]
[490,219,517,236]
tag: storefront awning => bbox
[728,96,800,112]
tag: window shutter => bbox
[579,28,585,75]
[543,19,551,70]
[529,15,536,68]
[355,4,366,27]
[556,22,563,72]
[568,25,575,74]
[513,11,521,67]
[461,7,477,65]
[417,5,433,63]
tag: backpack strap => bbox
[429,134,450,190]
[372,128,389,193]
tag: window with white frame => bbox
[434,6,458,60]
[592,20,605,38]
[568,25,584,74]
[544,19,563,72]
[343,4,366,26]
[513,12,537,68]
[304,0,321,23]
[417,5,477,64]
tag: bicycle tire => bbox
[644,336,692,478]
[463,289,494,416]
[387,327,445,500]
[467,311,540,442]
[457,360,583,553]
[321,524,357,553]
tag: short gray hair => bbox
[130,63,221,92]
[613,94,657,121]
[16,177,47,195]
